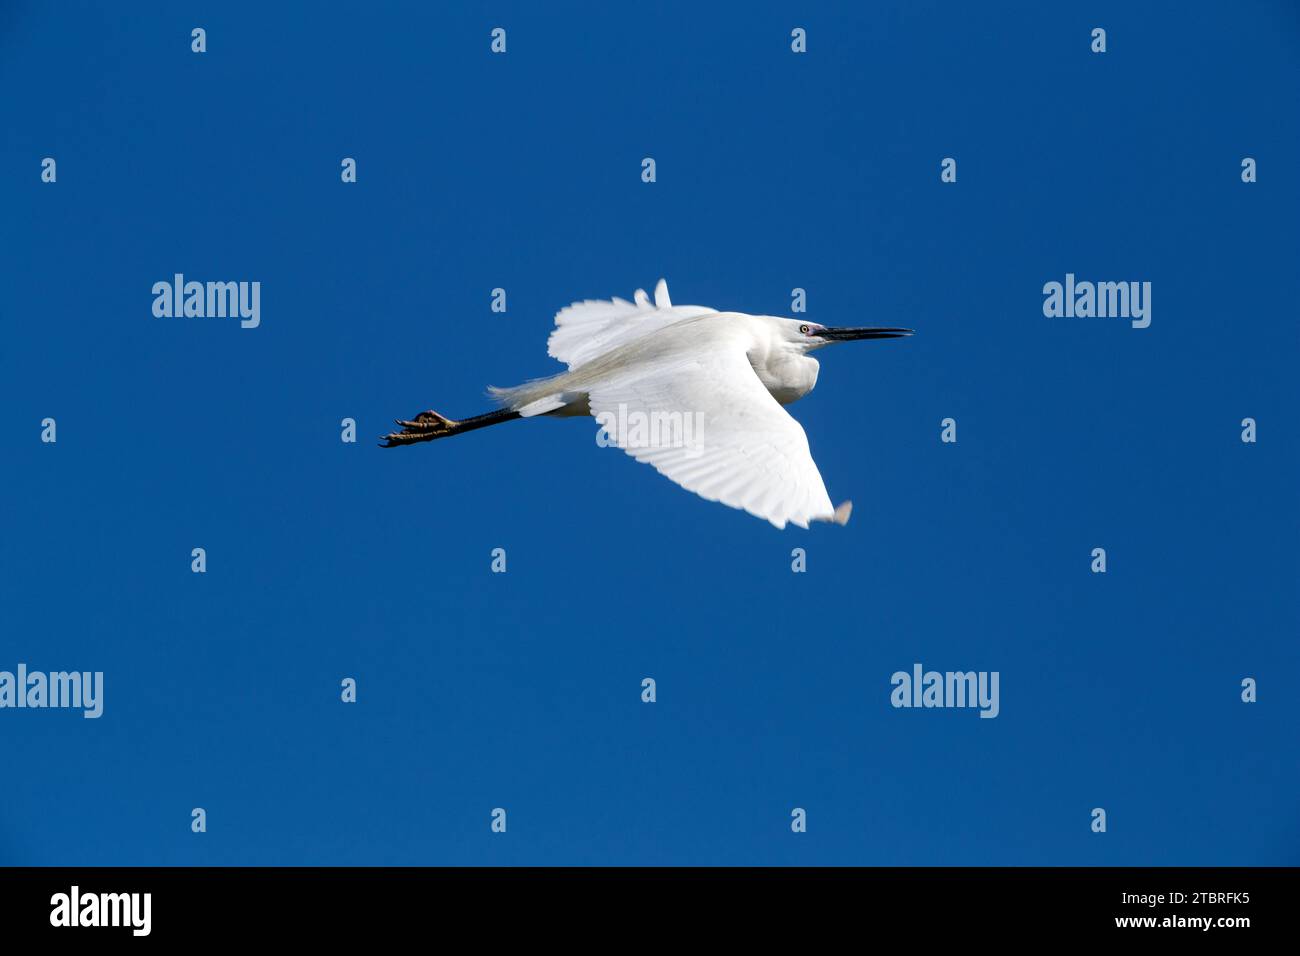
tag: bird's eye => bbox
[799,324,810,335]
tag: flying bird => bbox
[382,280,912,529]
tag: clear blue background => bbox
[2,1,1297,865]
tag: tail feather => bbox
[488,374,573,416]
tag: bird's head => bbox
[777,318,915,352]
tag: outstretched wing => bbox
[586,332,846,530]
[548,279,716,370]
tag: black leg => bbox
[380,408,521,447]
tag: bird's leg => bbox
[380,408,521,447]
[382,409,458,446]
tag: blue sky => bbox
[2,1,1297,865]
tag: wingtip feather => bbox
[654,278,671,309]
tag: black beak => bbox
[814,326,915,341]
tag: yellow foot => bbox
[380,410,460,447]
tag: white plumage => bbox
[546,279,715,370]
[386,280,912,530]
[584,330,839,529]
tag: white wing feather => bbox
[548,279,716,370]
[586,332,837,530]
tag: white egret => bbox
[382,280,912,529]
